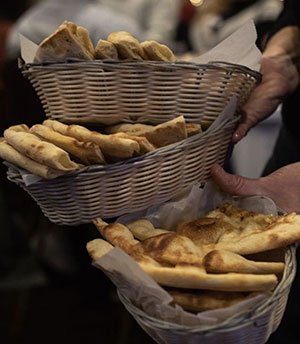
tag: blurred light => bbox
[190,0,204,7]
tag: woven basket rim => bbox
[117,244,296,334]
[20,58,262,81]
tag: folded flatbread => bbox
[126,219,170,240]
[34,21,94,62]
[42,119,140,159]
[178,203,300,255]
[105,123,154,136]
[30,124,105,165]
[4,128,81,171]
[0,138,64,179]
[107,31,146,60]
[90,220,278,292]
[141,40,176,62]
[95,39,118,60]
[167,288,267,312]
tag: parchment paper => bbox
[92,182,279,329]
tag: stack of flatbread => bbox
[87,203,300,313]
[34,21,177,63]
[0,116,200,179]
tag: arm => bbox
[233,25,300,143]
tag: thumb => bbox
[210,164,263,197]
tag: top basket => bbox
[20,59,261,126]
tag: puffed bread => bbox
[141,40,176,62]
[107,31,146,60]
[34,21,94,62]
[95,39,118,60]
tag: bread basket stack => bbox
[3,24,262,225]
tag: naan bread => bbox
[0,138,64,179]
[167,288,267,312]
[186,123,202,137]
[179,203,300,255]
[30,124,105,165]
[126,219,170,240]
[34,21,94,62]
[43,119,140,160]
[141,40,176,62]
[90,220,278,292]
[107,31,146,60]
[95,39,118,60]
[203,249,284,275]
[4,128,80,171]
[105,123,154,136]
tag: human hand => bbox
[211,163,300,213]
[233,52,299,143]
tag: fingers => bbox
[210,164,263,197]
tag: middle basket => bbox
[7,114,238,225]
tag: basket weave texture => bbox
[21,60,261,126]
[117,244,296,344]
[7,115,238,225]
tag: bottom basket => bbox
[6,115,238,225]
[117,245,296,344]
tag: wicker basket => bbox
[117,244,296,344]
[6,114,238,225]
[21,59,261,127]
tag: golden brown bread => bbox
[141,40,176,62]
[34,21,94,62]
[107,31,146,60]
[4,128,81,171]
[90,219,279,292]
[167,288,268,312]
[95,39,118,59]
[30,124,105,165]
[0,138,64,179]
[43,119,141,160]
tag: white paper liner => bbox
[92,182,280,329]
[19,20,261,71]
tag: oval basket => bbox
[6,115,238,225]
[20,60,261,127]
[117,244,296,344]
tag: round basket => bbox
[117,244,296,344]
[6,115,238,225]
[21,59,261,127]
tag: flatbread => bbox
[77,26,95,57]
[204,203,300,255]
[90,220,278,292]
[34,21,94,62]
[186,123,202,137]
[167,288,266,312]
[107,31,146,60]
[42,119,141,160]
[95,39,118,60]
[30,124,105,165]
[126,219,170,240]
[4,128,81,171]
[203,249,284,275]
[113,132,155,154]
[178,203,300,255]
[0,138,64,179]
[141,40,176,62]
[105,123,154,136]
